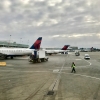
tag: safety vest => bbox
[72,64,75,68]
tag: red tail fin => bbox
[61,45,70,50]
[30,37,42,49]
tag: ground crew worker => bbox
[71,62,76,73]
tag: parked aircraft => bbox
[45,45,70,55]
[0,37,42,59]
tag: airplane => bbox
[91,47,94,52]
[0,37,42,59]
[45,45,70,55]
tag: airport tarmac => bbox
[0,52,100,100]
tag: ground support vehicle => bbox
[28,50,49,63]
[84,54,90,60]
[75,51,80,56]
[0,53,7,60]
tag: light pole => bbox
[8,35,11,47]
[21,38,23,44]
[27,40,29,44]
[27,40,29,47]
[20,38,22,44]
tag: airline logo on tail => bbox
[61,45,70,50]
[30,37,42,49]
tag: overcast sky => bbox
[0,0,100,48]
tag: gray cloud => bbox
[0,0,100,48]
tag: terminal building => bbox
[0,41,78,50]
[0,41,29,48]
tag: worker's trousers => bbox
[71,67,76,73]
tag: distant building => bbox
[0,41,29,48]
[79,47,100,52]
[44,48,60,50]
[70,46,78,50]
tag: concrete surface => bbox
[0,52,100,100]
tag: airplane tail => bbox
[30,37,42,49]
[61,45,69,50]
[91,47,94,52]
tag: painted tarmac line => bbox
[64,72,100,81]
[75,59,82,60]
[79,56,92,67]
[6,64,13,66]
[0,70,50,73]
[49,64,91,71]
[85,60,91,66]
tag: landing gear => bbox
[0,55,7,60]
[11,56,13,59]
[38,59,41,63]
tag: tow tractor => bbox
[0,53,7,60]
[28,50,49,63]
[75,51,80,56]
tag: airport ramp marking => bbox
[79,56,92,67]
[85,60,91,66]
[49,65,92,71]
[49,56,67,92]
[0,69,50,73]
[64,72,100,81]
[53,69,60,73]
[7,64,14,66]
[75,59,82,60]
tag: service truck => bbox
[75,51,80,56]
[28,50,49,63]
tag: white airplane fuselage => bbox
[0,48,34,56]
[45,50,68,54]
